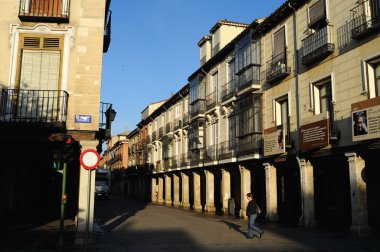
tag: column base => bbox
[157,199,164,204]
[182,202,190,209]
[193,204,202,212]
[173,201,181,207]
[350,224,372,237]
[222,208,229,215]
[206,205,216,213]
[164,200,172,206]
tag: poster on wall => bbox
[352,97,380,141]
[300,113,329,152]
[264,125,285,156]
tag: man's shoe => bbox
[259,230,264,239]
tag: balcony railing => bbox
[190,99,205,117]
[265,51,291,83]
[163,158,172,170]
[218,140,237,160]
[18,0,70,23]
[104,10,112,53]
[172,155,179,168]
[0,89,68,126]
[221,80,235,102]
[236,66,261,91]
[152,131,157,141]
[180,153,189,167]
[158,127,164,138]
[190,151,203,166]
[350,0,380,39]
[237,133,262,156]
[156,160,162,171]
[205,91,217,111]
[183,113,189,126]
[204,144,218,163]
[173,118,182,131]
[301,25,335,65]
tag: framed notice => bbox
[352,97,380,142]
[264,126,285,156]
[300,113,329,152]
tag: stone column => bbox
[263,163,279,221]
[151,177,157,203]
[204,170,216,213]
[345,153,372,236]
[76,140,98,240]
[299,159,317,227]
[173,174,180,207]
[221,169,231,215]
[181,172,190,209]
[164,174,172,206]
[239,165,251,217]
[193,172,202,211]
[157,177,164,204]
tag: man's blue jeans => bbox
[248,214,262,238]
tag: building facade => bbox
[125,0,380,236]
[0,0,113,237]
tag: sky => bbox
[101,0,286,136]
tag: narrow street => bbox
[92,197,380,252]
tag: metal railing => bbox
[218,140,237,160]
[190,99,205,117]
[221,80,235,102]
[18,0,70,22]
[152,131,157,141]
[205,91,217,111]
[165,122,172,134]
[183,113,189,126]
[0,89,68,125]
[237,133,262,156]
[204,144,218,162]
[158,127,164,138]
[265,51,291,83]
[180,153,189,166]
[172,155,179,168]
[301,25,334,65]
[173,118,182,131]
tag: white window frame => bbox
[309,73,335,113]
[362,53,380,98]
[273,92,291,126]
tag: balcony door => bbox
[30,0,62,16]
[16,36,62,121]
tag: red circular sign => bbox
[80,149,100,170]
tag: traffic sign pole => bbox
[59,161,67,247]
[85,169,92,250]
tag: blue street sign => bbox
[75,115,92,123]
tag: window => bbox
[363,56,380,98]
[235,34,252,73]
[273,27,286,58]
[275,96,289,127]
[308,0,327,29]
[313,79,332,115]
[227,60,234,83]
[236,94,262,137]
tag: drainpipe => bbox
[288,2,304,226]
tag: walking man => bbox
[245,192,263,239]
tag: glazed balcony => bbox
[265,51,291,84]
[350,0,380,40]
[190,99,205,117]
[236,65,261,92]
[0,89,68,128]
[103,10,112,53]
[18,0,70,23]
[301,25,335,65]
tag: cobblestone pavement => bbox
[1,196,380,251]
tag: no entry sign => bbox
[80,149,100,170]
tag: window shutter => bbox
[309,0,326,28]
[23,37,40,48]
[273,27,285,57]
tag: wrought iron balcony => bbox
[301,25,335,65]
[180,153,189,167]
[18,0,70,23]
[172,155,179,168]
[221,80,235,102]
[190,151,203,166]
[152,131,157,141]
[98,102,115,140]
[204,144,218,163]
[158,127,164,138]
[265,51,291,83]
[237,133,262,156]
[350,0,380,40]
[218,140,237,160]
[173,118,182,131]
[103,10,112,53]
[165,122,173,134]
[190,99,205,117]
[205,91,217,111]
[0,89,68,127]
